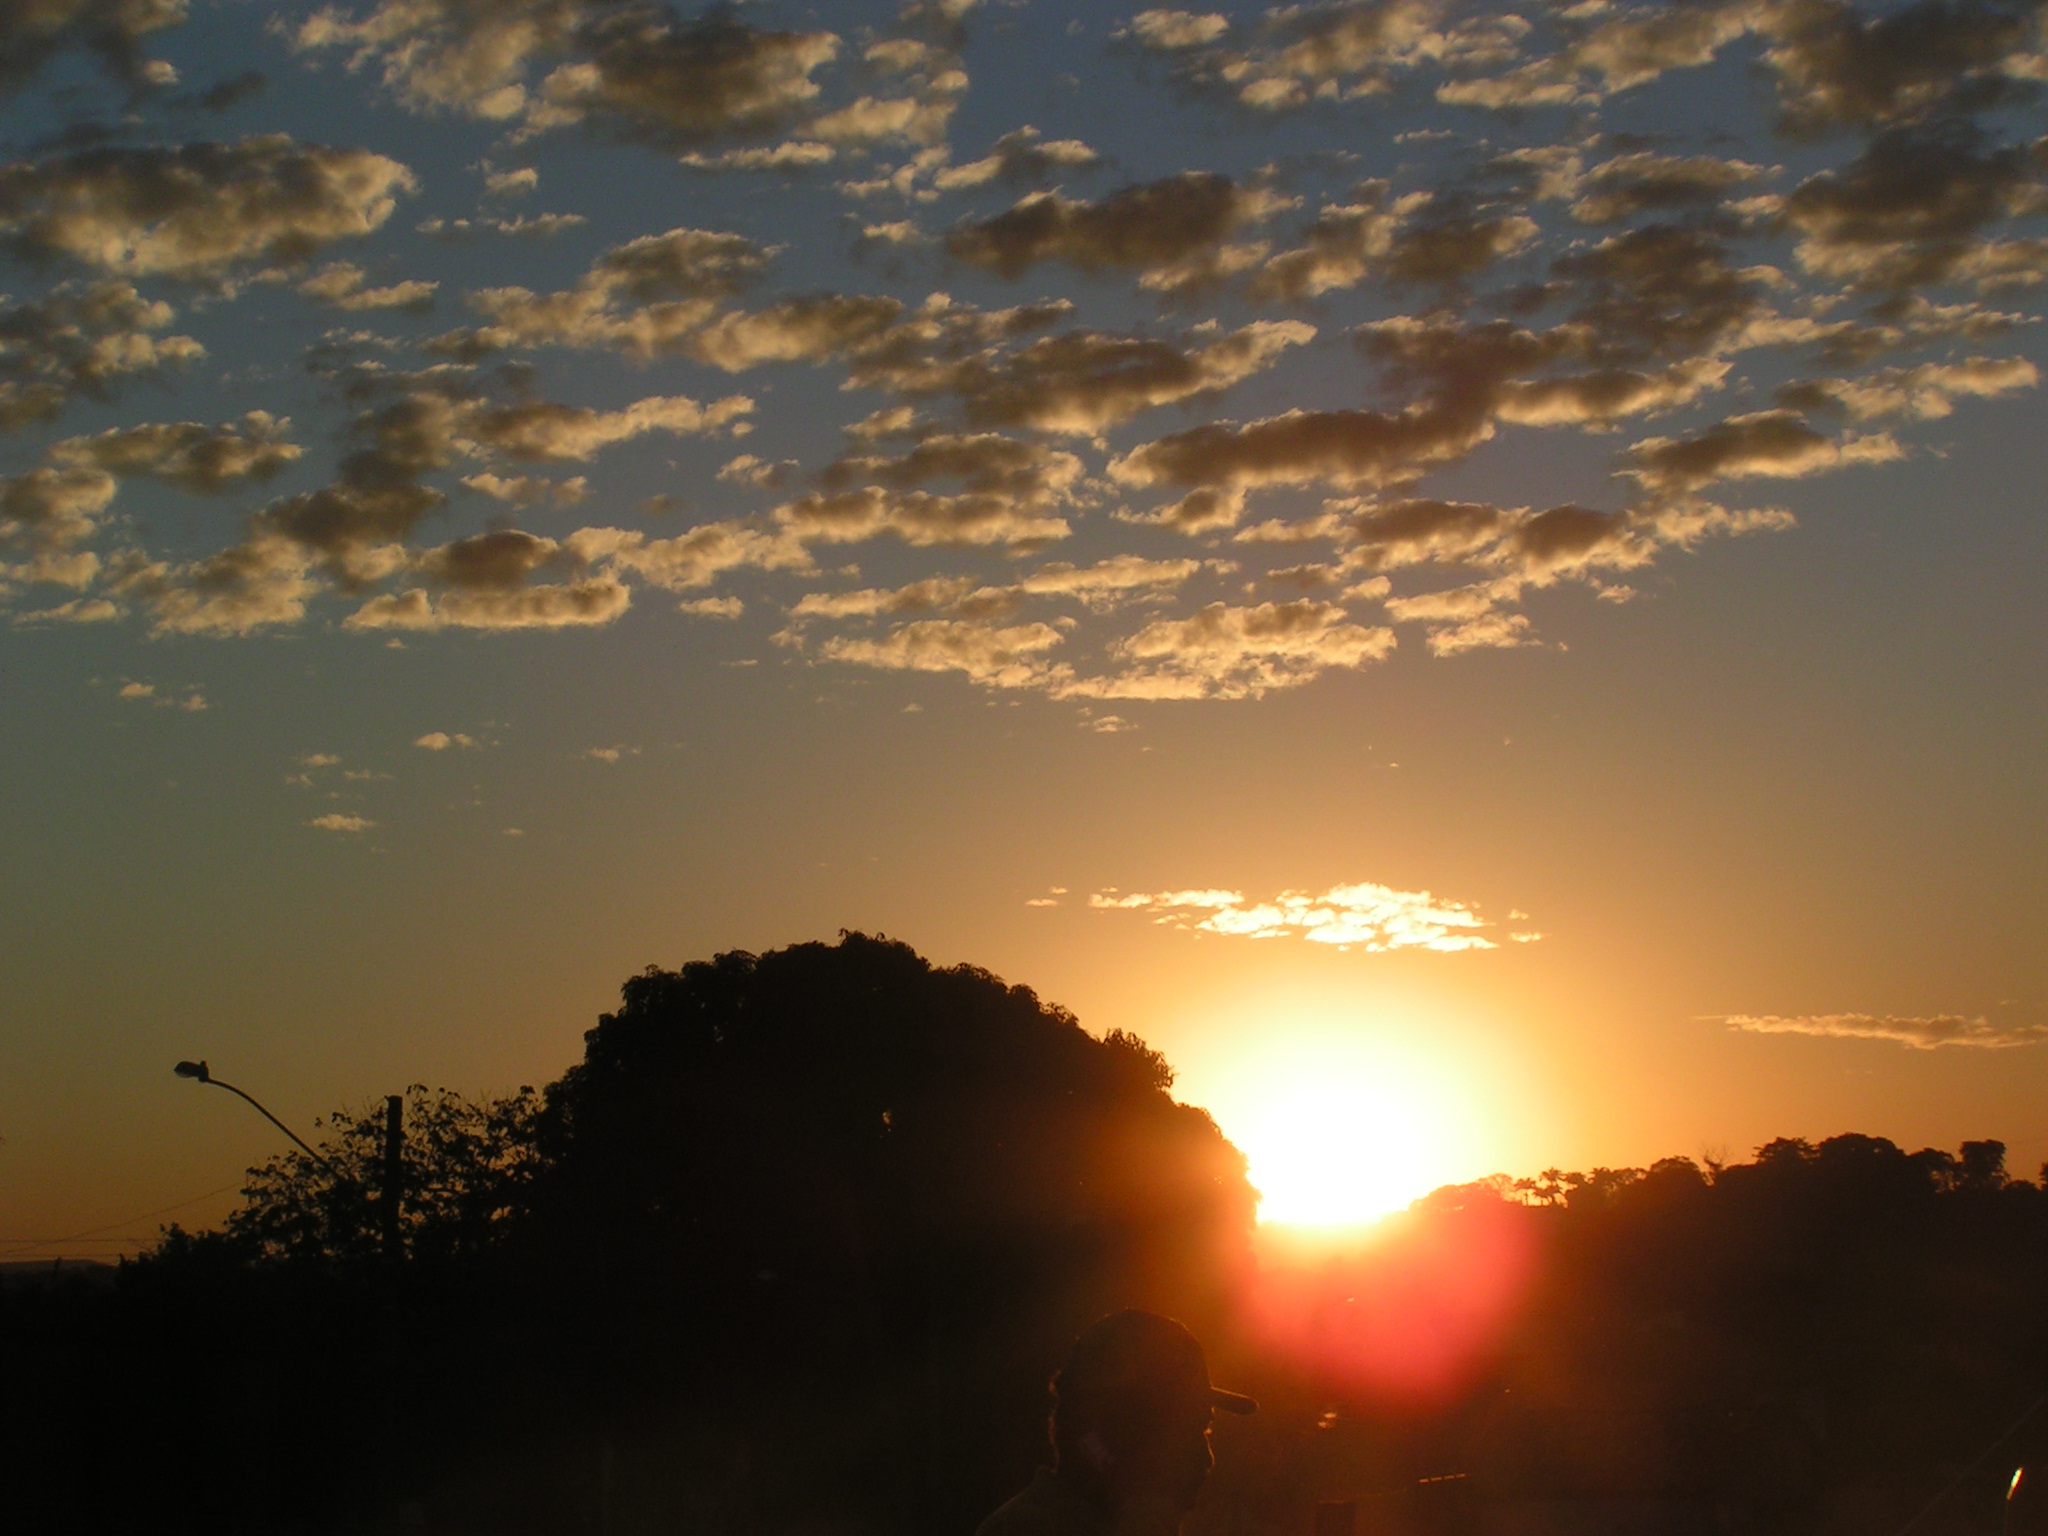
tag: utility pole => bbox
[380,1093,404,1264]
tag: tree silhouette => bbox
[212,1083,544,1266]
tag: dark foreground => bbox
[8,936,2044,1536]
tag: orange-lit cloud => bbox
[1721,1013,2048,1050]
[1089,880,1520,951]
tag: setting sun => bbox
[1236,1078,1455,1226]
[1195,1025,1491,1229]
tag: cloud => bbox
[1568,152,1768,224]
[464,393,753,461]
[1,466,117,575]
[344,528,634,631]
[1620,410,1903,495]
[13,595,119,623]
[945,172,1291,290]
[435,226,774,357]
[417,213,586,239]
[108,534,320,636]
[817,616,1069,689]
[1778,124,2048,293]
[1132,0,1519,111]
[483,166,537,199]
[777,433,1081,548]
[565,520,811,590]
[929,126,1100,191]
[50,412,301,491]
[788,556,1201,632]
[1761,0,2048,135]
[678,594,742,617]
[936,320,1315,435]
[413,731,476,750]
[1722,1013,2048,1050]
[1088,599,1396,698]
[461,471,589,506]
[0,0,187,97]
[0,280,203,432]
[1437,0,1759,109]
[298,0,840,141]
[1110,402,1492,524]
[1088,878,1506,951]
[1778,355,2039,418]
[1124,11,1231,52]
[0,136,417,278]
[299,262,437,311]
[1250,190,1425,299]
[307,812,374,832]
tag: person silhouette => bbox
[977,1310,1256,1536]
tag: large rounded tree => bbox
[522,932,1255,1533]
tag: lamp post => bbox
[172,1061,405,1263]
[172,1060,340,1174]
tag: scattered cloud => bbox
[414,731,477,750]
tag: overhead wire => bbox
[0,1182,246,1260]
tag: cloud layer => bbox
[0,0,2039,708]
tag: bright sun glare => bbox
[1222,1043,1475,1229]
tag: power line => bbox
[0,1182,245,1260]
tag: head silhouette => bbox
[1049,1311,1255,1514]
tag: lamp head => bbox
[174,1060,210,1083]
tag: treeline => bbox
[4,933,2044,1536]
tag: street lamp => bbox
[172,1061,406,1262]
[172,1059,341,1175]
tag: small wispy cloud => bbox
[117,680,207,710]
[415,731,477,750]
[307,813,375,833]
[583,744,639,763]
[1720,1014,2048,1051]
[1089,881,1513,951]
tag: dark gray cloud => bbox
[0,0,185,97]
[0,279,201,431]
[946,172,1289,289]
[0,136,416,278]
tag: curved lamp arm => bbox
[173,1060,342,1177]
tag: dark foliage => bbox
[0,933,1253,1536]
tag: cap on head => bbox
[1053,1310,1257,1420]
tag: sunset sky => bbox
[3,0,2045,1256]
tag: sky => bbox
[2,0,2045,1257]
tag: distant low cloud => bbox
[1089,880,1522,951]
[414,731,476,750]
[1721,1013,2048,1050]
